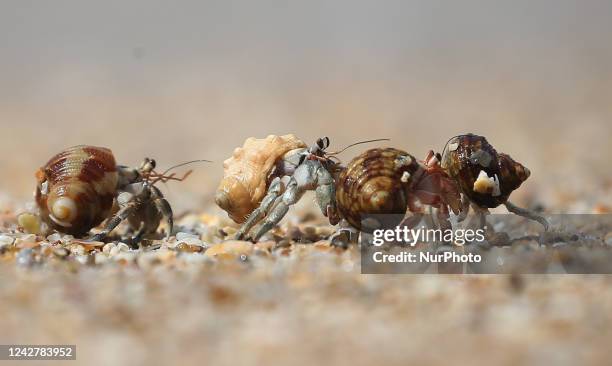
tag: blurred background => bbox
[1,0,611,212]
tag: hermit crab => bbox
[438,133,549,230]
[216,134,349,241]
[34,145,199,243]
[335,147,462,233]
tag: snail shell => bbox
[336,148,421,232]
[35,145,118,236]
[215,134,307,223]
[441,134,530,208]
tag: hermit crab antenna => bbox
[327,138,391,156]
[158,159,212,177]
[149,159,212,185]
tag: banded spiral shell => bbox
[441,134,531,208]
[215,134,307,223]
[35,145,118,236]
[336,148,421,232]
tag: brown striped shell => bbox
[215,134,307,223]
[35,145,118,236]
[336,148,421,232]
[441,134,531,208]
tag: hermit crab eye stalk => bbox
[140,158,156,173]
[309,137,330,155]
[318,137,330,150]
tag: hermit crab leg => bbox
[235,177,284,240]
[90,195,142,242]
[314,167,338,225]
[465,204,489,231]
[435,204,452,231]
[398,194,425,229]
[129,223,148,247]
[151,186,173,239]
[248,177,306,241]
[504,201,549,231]
[456,195,471,223]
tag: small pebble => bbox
[46,233,62,243]
[179,236,203,246]
[60,235,75,245]
[0,234,15,247]
[68,244,86,256]
[176,243,203,253]
[102,243,116,254]
[15,234,37,248]
[53,247,69,257]
[205,240,253,257]
[17,213,42,235]
[176,232,198,241]
[116,242,130,252]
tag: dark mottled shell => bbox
[441,134,530,208]
[35,145,118,236]
[336,148,420,232]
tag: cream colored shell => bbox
[215,134,306,223]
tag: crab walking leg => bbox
[504,201,549,231]
[465,204,489,231]
[235,177,284,240]
[248,160,329,241]
[90,194,142,242]
[436,204,452,231]
[314,166,339,225]
[151,186,174,239]
[249,177,306,241]
[129,223,147,248]
[399,194,425,229]
[329,221,360,246]
[456,194,471,223]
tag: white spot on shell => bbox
[394,155,412,169]
[401,171,411,183]
[448,142,459,151]
[492,174,501,196]
[473,170,501,196]
[40,181,49,195]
